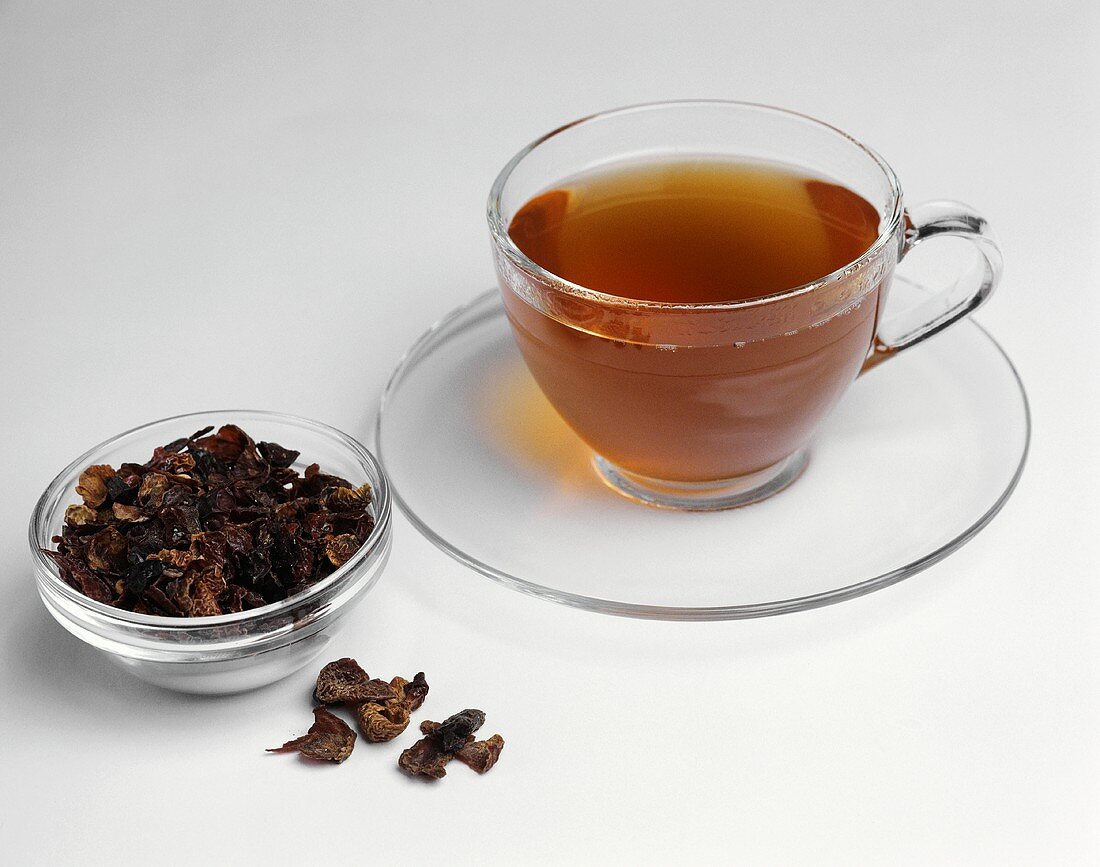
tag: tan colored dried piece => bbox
[389,675,410,700]
[391,671,429,711]
[323,533,360,567]
[85,526,128,573]
[189,583,223,616]
[325,483,372,511]
[147,549,197,569]
[76,465,116,508]
[64,504,100,526]
[398,734,455,779]
[267,706,356,763]
[353,671,429,742]
[111,503,147,522]
[137,472,171,508]
[356,700,411,742]
[454,734,505,774]
[314,657,395,705]
[177,571,225,617]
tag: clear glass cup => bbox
[29,410,391,694]
[487,101,1002,510]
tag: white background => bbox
[1,2,1097,864]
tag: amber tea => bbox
[508,160,880,305]
[501,159,885,483]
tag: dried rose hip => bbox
[432,708,486,753]
[367,673,430,741]
[454,734,505,774]
[396,671,429,711]
[268,706,356,763]
[398,732,455,779]
[357,700,412,743]
[400,709,503,780]
[75,465,115,508]
[45,424,374,616]
[314,658,395,705]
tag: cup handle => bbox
[862,200,1003,373]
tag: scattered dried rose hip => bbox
[426,708,486,752]
[267,706,357,763]
[312,658,428,743]
[45,424,374,616]
[394,671,430,712]
[357,699,411,743]
[315,657,395,705]
[454,733,505,774]
[399,709,505,780]
[397,730,455,779]
[268,660,503,779]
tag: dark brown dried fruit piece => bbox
[431,708,486,753]
[46,551,113,603]
[314,658,395,705]
[400,709,499,781]
[194,424,250,461]
[268,706,356,763]
[257,440,300,468]
[454,734,505,774]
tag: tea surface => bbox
[508,159,880,303]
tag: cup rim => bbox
[28,408,391,631]
[486,99,904,311]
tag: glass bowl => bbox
[29,410,391,695]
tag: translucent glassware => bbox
[487,102,1003,509]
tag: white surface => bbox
[1,2,1097,864]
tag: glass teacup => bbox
[487,102,1002,510]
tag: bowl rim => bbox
[29,409,391,630]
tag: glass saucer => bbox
[375,276,1030,620]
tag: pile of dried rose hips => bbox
[45,424,373,617]
[269,658,504,780]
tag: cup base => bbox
[592,450,809,511]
